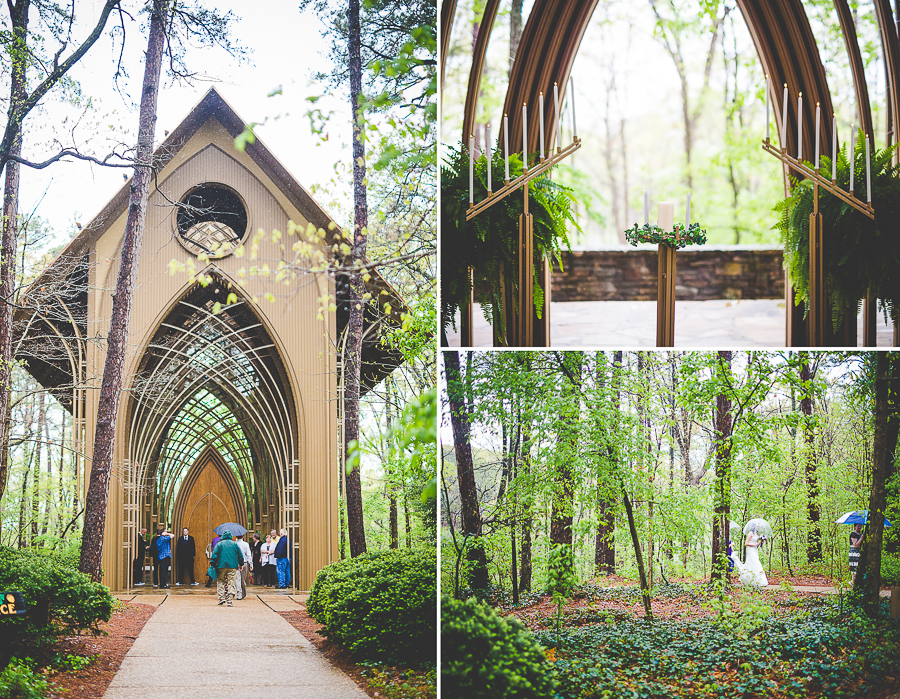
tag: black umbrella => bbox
[214,522,248,536]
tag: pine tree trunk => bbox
[79,0,169,582]
[343,0,368,558]
[444,350,488,588]
[800,354,821,562]
[711,351,733,582]
[551,354,580,551]
[0,1,27,505]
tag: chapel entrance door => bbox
[172,449,245,585]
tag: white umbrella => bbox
[728,520,741,531]
[743,518,773,538]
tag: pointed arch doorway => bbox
[172,447,247,584]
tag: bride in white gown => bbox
[735,527,768,586]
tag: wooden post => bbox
[863,293,876,347]
[808,182,825,346]
[656,244,676,347]
[460,268,474,347]
[892,587,900,619]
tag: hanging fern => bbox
[440,142,580,339]
[774,132,900,331]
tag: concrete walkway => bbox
[104,594,368,699]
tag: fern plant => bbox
[774,133,900,330]
[440,142,579,341]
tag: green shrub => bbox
[0,658,48,699]
[306,548,436,665]
[0,547,114,652]
[441,596,555,699]
[882,553,900,586]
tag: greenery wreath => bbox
[774,134,900,331]
[440,143,580,341]
[624,222,708,249]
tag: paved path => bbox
[446,300,895,347]
[761,584,893,597]
[104,594,367,699]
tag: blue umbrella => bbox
[213,522,248,536]
[835,510,893,527]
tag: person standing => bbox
[155,527,175,589]
[251,532,262,584]
[260,534,277,588]
[274,527,290,588]
[133,527,148,586]
[204,531,221,587]
[209,529,242,606]
[175,528,198,586]
[149,529,160,588]
[235,533,252,599]
[849,523,863,584]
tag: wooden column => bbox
[808,201,825,346]
[656,244,676,347]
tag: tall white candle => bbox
[686,192,691,227]
[571,77,577,139]
[554,82,561,152]
[486,122,492,193]
[866,134,871,203]
[832,115,837,181]
[469,134,474,204]
[539,92,544,159]
[522,103,528,171]
[850,125,856,191]
[658,201,675,231]
[782,84,788,150]
[644,189,649,226]
[765,74,770,141]
[797,92,803,160]
[504,114,510,181]
[814,102,820,169]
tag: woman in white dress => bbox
[740,526,768,586]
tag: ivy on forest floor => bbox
[509,584,899,699]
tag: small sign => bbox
[0,592,26,616]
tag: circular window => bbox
[176,185,247,256]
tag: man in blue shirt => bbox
[155,527,175,589]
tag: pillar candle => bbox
[765,75,770,141]
[469,134,474,204]
[797,92,803,160]
[850,125,856,191]
[554,82,561,152]
[644,189,649,226]
[522,103,528,171]
[814,102,820,169]
[504,114,510,181]
[486,123,492,193]
[686,192,691,227]
[866,134,871,203]
[571,76,577,139]
[658,201,675,231]
[539,92,544,159]
[832,115,837,181]
[782,84,788,150]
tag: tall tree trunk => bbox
[711,351,733,582]
[0,0,27,505]
[79,0,169,581]
[800,353,821,562]
[595,351,618,575]
[343,0,369,558]
[623,490,652,620]
[404,493,412,548]
[509,0,523,75]
[444,350,488,588]
[519,397,533,592]
[550,354,580,550]
[30,390,44,543]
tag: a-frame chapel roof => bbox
[14,87,404,406]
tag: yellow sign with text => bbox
[0,592,26,616]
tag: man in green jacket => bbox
[209,529,242,606]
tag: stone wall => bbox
[549,246,785,302]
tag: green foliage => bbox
[440,144,579,337]
[306,548,436,665]
[774,136,900,329]
[547,544,577,638]
[541,604,899,698]
[0,547,113,651]
[362,665,436,699]
[441,596,556,699]
[881,553,900,587]
[52,654,94,673]
[391,387,437,505]
[702,578,773,638]
[623,221,708,249]
[0,658,48,699]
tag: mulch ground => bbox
[46,601,155,699]
[279,605,435,699]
